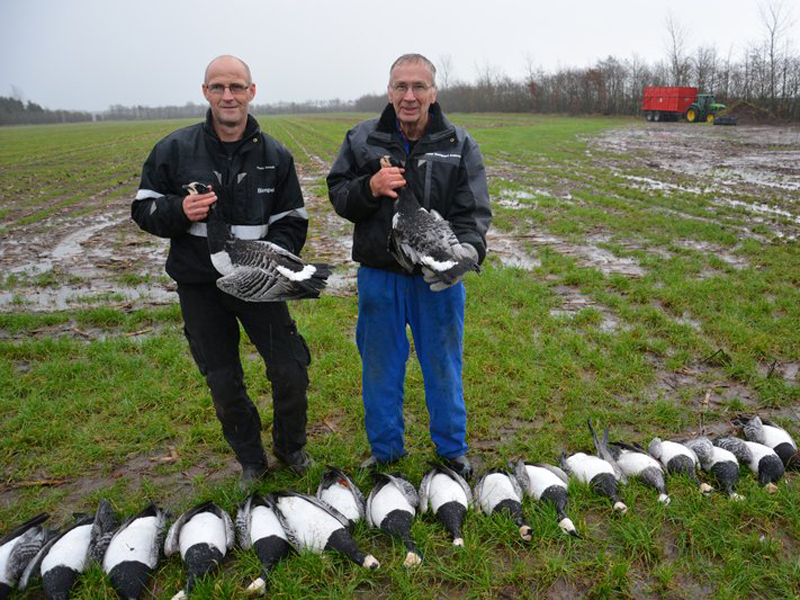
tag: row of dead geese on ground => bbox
[1,414,796,599]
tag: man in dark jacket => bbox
[132,55,312,488]
[327,54,491,479]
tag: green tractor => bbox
[684,94,727,124]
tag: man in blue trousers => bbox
[327,53,491,479]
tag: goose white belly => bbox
[320,485,361,522]
[744,440,776,470]
[428,473,468,512]
[566,453,615,483]
[706,446,737,469]
[616,450,661,476]
[477,473,518,512]
[249,505,287,543]
[658,441,697,466]
[277,496,341,552]
[762,425,795,450]
[41,524,92,574]
[104,516,160,570]
[524,465,566,499]
[178,513,226,558]
[370,485,415,526]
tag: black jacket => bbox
[326,103,491,273]
[131,110,308,284]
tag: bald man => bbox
[132,55,313,488]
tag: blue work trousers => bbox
[356,266,468,462]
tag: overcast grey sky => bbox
[1,0,796,112]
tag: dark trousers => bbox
[177,282,310,467]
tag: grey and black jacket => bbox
[131,110,308,284]
[327,102,491,273]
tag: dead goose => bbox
[385,158,479,290]
[714,437,784,492]
[366,473,422,566]
[271,491,379,569]
[512,460,578,537]
[648,438,713,494]
[163,501,234,600]
[560,420,628,513]
[235,494,292,596]
[608,441,671,505]
[19,500,117,600]
[474,469,532,541]
[419,462,472,546]
[184,182,331,302]
[316,467,366,525]
[685,437,743,500]
[733,414,799,469]
[0,513,50,599]
[102,504,166,600]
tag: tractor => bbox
[684,94,728,124]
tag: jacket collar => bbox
[376,102,451,139]
[203,109,261,143]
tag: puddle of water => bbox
[486,234,541,270]
[623,175,704,194]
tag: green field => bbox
[1,114,798,599]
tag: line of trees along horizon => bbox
[3,5,799,125]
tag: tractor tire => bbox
[686,108,697,123]
[707,113,715,124]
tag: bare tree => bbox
[664,11,691,85]
[437,54,455,90]
[759,0,793,111]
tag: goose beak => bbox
[765,482,778,494]
[403,551,423,567]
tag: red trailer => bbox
[642,86,698,121]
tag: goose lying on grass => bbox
[513,460,578,537]
[733,414,798,469]
[648,438,713,494]
[236,495,292,596]
[103,504,166,600]
[0,513,50,599]
[685,437,743,500]
[316,467,366,526]
[164,501,234,600]
[367,473,422,567]
[271,492,379,569]
[713,437,784,492]
[419,462,472,546]
[474,469,533,541]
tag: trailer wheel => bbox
[645,111,653,122]
[653,111,661,122]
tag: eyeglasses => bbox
[205,83,251,96]
[391,82,433,96]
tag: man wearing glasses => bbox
[327,54,491,479]
[132,55,313,488]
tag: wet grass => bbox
[1,115,799,598]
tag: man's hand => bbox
[422,243,479,292]
[182,184,217,222]
[369,165,406,199]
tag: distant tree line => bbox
[0,96,95,125]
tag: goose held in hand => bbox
[185,182,331,302]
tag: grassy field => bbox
[0,113,799,599]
